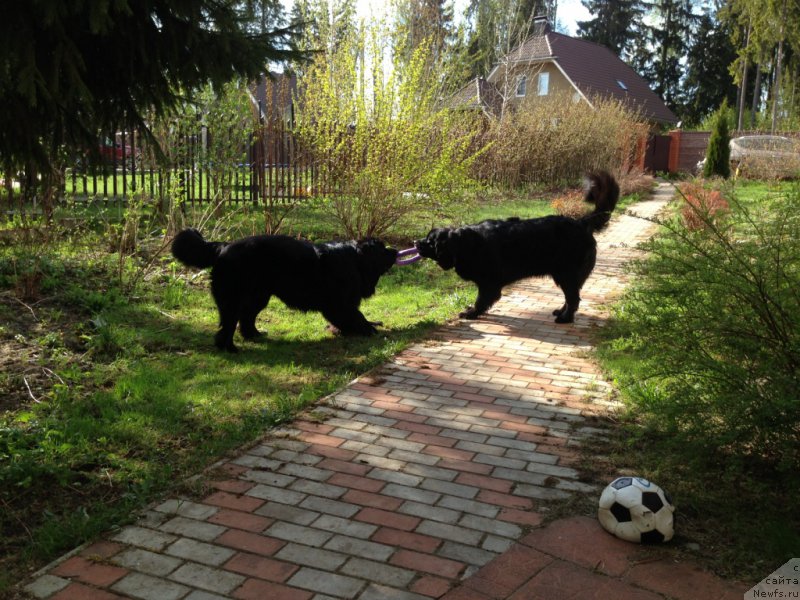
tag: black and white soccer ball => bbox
[598,477,675,543]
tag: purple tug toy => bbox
[395,247,422,265]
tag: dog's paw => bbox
[554,313,575,324]
[368,320,384,327]
[240,329,264,341]
[459,308,481,319]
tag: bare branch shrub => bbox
[474,92,649,186]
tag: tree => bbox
[682,9,738,126]
[703,100,732,179]
[576,0,646,57]
[630,0,697,113]
[0,0,303,204]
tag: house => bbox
[455,17,678,126]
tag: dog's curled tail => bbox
[171,228,225,269]
[581,171,620,233]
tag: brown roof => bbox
[448,77,504,116]
[488,23,678,125]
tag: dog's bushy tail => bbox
[580,171,620,233]
[171,228,225,269]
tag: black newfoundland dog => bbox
[415,171,620,323]
[171,229,398,352]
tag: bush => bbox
[677,181,729,231]
[295,23,481,239]
[608,183,800,471]
[473,92,649,187]
[702,101,731,179]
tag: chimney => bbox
[532,15,551,36]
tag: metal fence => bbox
[64,118,330,206]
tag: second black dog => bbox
[415,171,619,323]
[171,229,398,351]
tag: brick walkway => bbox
[22,183,748,600]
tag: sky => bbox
[287,0,592,36]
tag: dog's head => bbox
[415,228,456,270]
[356,238,398,298]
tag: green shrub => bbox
[295,23,482,239]
[702,100,731,179]
[607,183,800,471]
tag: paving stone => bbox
[160,516,228,542]
[275,543,348,570]
[255,501,320,525]
[399,501,461,524]
[438,541,498,567]
[341,557,416,588]
[459,514,521,539]
[242,470,296,487]
[112,526,177,552]
[223,552,298,583]
[299,495,360,518]
[113,547,183,576]
[287,567,366,598]
[416,520,483,546]
[266,522,334,547]
[439,496,499,519]
[323,534,395,561]
[165,537,236,566]
[24,574,69,599]
[169,562,246,594]
[382,483,441,505]
[421,479,479,499]
[155,499,219,520]
[358,583,431,600]
[310,514,377,539]
[111,572,191,600]
[247,484,307,504]
[232,578,313,600]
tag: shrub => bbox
[295,23,481,239]
[473,91,649,187]
[609,184,800,471]
[678,181,730,231]
[702,100,731,179]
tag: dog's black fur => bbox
[415,171,620,323]
[171,229,398,351]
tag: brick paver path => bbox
[22,183,749,599]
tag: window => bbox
[538,72,549,96]
[516,75,527,97]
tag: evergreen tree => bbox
[703,100,732,179]
[0,0,303,174]
[576,0,646,57]
[682,10,738,126]
[631,0,697,112]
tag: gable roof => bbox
[448,77,504,116]
[487,22,678,125]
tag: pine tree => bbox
[576,0,646,57]
[631,0,697,112]
[682,10,738,126]
[703,100,732,179]
[0,0,303,175]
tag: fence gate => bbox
[643,135,671,173]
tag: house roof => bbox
[448,77,504,116]
[487,21,678,125]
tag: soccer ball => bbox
[598,477,675,543]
